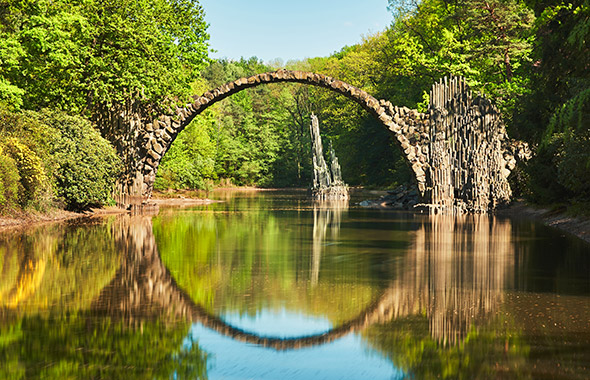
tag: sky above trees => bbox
[199,0,393,63]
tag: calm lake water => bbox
[1,189,589,379]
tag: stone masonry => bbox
[113,70,528,213]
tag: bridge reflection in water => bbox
[399,215,513,346]
[2,200,589,379]
[91,211,513,350]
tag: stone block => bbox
[378,113,391,124]
[146,157,156,168]
[366,98,378,110]
[151,140,163,154]
[389,123,401,134]
[161,131,172,142]
[148,149,161,161]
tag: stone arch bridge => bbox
[109,70,528,213]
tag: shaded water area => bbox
[1,190,589,379]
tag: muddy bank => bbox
[0,206,128,232]
[496,201,590,244]
[0,195,222,232]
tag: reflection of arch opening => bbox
[91,215,405,350]
[92,214,511,350]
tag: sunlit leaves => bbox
[0,0,210,112]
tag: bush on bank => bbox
[0,107,121,213]
[527,88,590,203]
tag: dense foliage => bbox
[0,0,210,213]
[0,0,210,112]
[0,108,120,211]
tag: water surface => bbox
[0,190,589,379]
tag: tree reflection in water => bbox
[1,199,588,379]
[0,216,208,380]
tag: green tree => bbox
[0,0,210,114]
[41,110,121,210]
[517,0,590,203]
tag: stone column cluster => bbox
[424,76,529,213]
[309,114,349,200]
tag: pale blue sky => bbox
[199,0,393,64]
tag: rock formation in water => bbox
[310,114,349,200]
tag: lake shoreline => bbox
[496,201,590,244]
[0,206,129,232]
[1,196,589,245]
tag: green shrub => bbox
[544,87,590,139]
[555,131,590,196]
[526,135,572,203]
[0,107,58,210]
[530,88,590,202]
[0,108,121,211]
[2,137,48,207]
[0,145,21,212]
[40,110,121,211]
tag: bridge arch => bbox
[137,70,429,200]
[117,71,525,213]
[92,215,508,350]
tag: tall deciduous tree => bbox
[0,0,210,114]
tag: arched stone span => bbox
[135,70,429,199]
[117,71,528,213]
